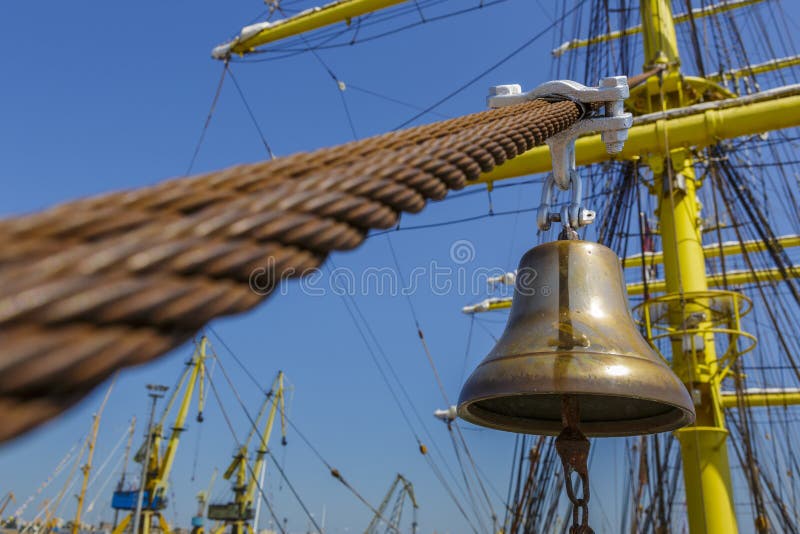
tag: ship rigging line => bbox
[384,235,500,528]
[274,4,359,140]
[394,0,586,129]
[186,64,227,176]
[347,83,451,119]
[323,259,483,532]
[711,148,800,527]
[232,0,512,62]
[225,65,276,159]
[367,186,615,237]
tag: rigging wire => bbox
[225,64,276,159]
[323,259,483,532]
[186,65,227,175]
[384,235,500,529]
[393,0,587,129]
[276,4,359,140]
[346,83,451,119]
[233,0,512,62]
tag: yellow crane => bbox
[72,378,115,534]
[208,371,287,534]
[191,468,218,534]
[111,336,210,534]
[0,492,15,518]
[364,474,417,534]
[34,380,116,534]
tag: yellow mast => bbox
[72,379,115,534]
[639,1,735,532]
[212,0,408,59]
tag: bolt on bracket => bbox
[487,76,633,231]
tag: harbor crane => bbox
[208,371,287,534]
[111,336,210,534]
[364,474,418,534]
[0,493,15,517]
[73,379,115,534]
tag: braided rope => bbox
[0,98,583,441]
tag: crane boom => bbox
[365,474,416,534]
[73,379,115,534]
[0,493,15,517]
[245,372,285,509]
[157,336,209,491]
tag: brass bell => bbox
[458,240,695,437]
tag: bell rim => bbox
[457,391,696,437]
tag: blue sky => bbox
[3,1,799,533]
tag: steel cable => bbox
[0,98,583,442]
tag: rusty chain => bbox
[556,396,595,534]
[0,98,584,442]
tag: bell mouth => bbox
[459,392,695,437]
[457,350,696,437]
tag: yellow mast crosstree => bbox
[213,1,800,532]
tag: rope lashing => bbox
[0,98,584,442]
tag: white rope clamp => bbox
[487,76,633,232]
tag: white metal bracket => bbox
[487,76,633,231]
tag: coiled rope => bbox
[0,98,584,441]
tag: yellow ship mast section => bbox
[212,0,408,59]
[113,337,209,534]
[637,2,737,531]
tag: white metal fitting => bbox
[487,76,633,231]
[487,271,517,289]
[433,406,458,423]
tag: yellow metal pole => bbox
[622,234,800,269]
[720,389,800,409]
[552,0,763,57]
[212,0,408,58]
[657,160,737,534]
[626,265,800,295]
[640,1,737,532]
[477,90,800,183]
[708,54,800,84]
